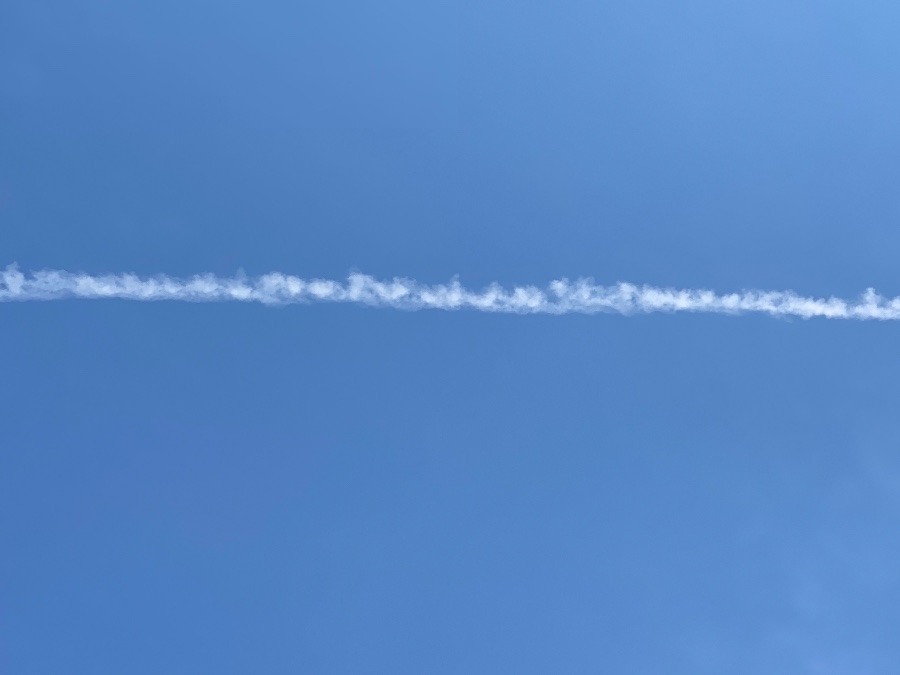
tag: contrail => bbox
[2,264,899,320]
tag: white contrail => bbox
[1,264,899,320]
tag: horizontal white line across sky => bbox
[2,265,899,320]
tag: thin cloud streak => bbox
[2,264,899,320]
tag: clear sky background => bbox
[3,1,900,673]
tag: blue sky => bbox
[3,1,900,672]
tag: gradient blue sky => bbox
[3,1,900,673]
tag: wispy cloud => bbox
[2,264,899,320]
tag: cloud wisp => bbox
[2,264,899,320]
